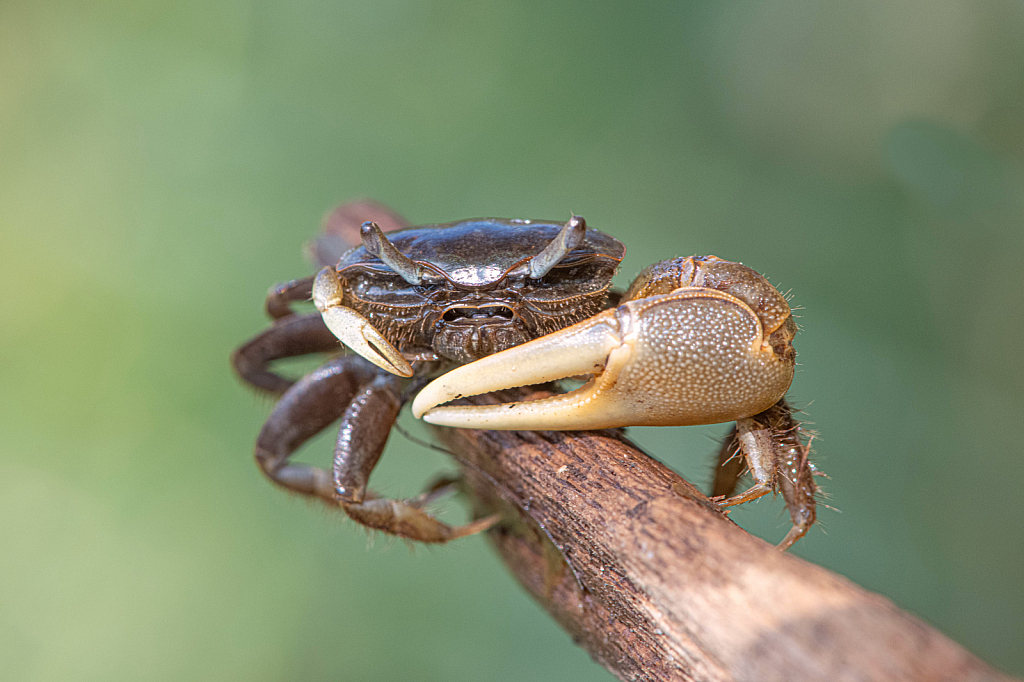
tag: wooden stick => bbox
[431,392,1015,682]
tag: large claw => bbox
[412,288,794,430]
[313,267,413,377]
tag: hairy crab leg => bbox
[747,400,818,550]
[413,288,793,430]
[232,313,344,395]
[710,400,818,550]
[312,266,413,377]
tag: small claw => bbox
[320,307,413,377]
[413,289,793,431]
[313,267,413,377]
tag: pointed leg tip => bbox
[456,513,501,539]
[776,524,808,551]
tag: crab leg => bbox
[712,400,818,550]
[255,356,378,503]
[413,288,794,430]
[264,275,315,320]
[232,312,343,395]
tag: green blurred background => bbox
[3,1,1023,680]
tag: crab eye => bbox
[360,221,427,285]
[527,215,586,279]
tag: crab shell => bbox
[336,218,624,287]
[321,218,625,366]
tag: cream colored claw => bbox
[313,267,413,377]
[412,289,795,430]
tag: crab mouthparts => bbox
[442,305,515,323]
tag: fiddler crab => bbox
[233,206,818,550]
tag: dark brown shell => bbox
[336,218,624,287]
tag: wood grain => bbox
[432,391,1015,682]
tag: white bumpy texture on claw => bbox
[412,288,794,430]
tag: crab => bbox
[232,203,818,550]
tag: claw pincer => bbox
[412,286,792,429]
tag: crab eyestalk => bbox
[360,221,426,285]
[528,215,587,279]
[313,266,413,377]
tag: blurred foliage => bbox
[2,1,1023,680]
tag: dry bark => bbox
[431,391,1016,682]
